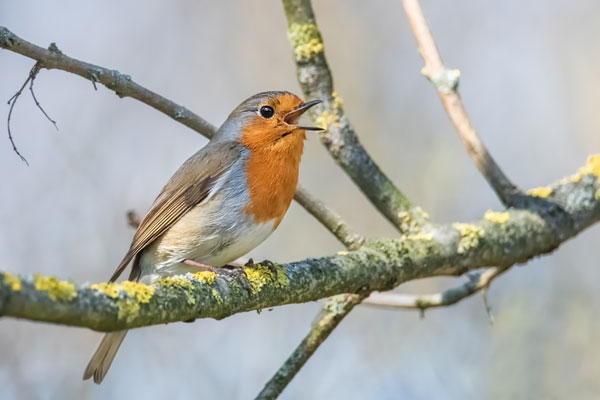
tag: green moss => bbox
[158,276,195,304]
[33,274,77,301]
[287,23,324,61]
[212,288,223,303]
[595,188,600,200]
[452,223,484,254]
[3,272,21,291]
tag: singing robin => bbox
[83,91,322,384]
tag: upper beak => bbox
[285,99,324,131]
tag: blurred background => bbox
[1,1,600,399]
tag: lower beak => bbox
[285,99,324,131]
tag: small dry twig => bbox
[363,267,507,313]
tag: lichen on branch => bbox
[1,157,598,332]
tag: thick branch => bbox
[1,158,598,331]
[281,0,427,232]
[0,26,356,249]
[401,0,519,205]
[256,293,365,400]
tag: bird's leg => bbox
[245,258,278,279]
[183,259,251,294]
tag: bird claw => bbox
[245,258,277,279]
[259,259,278,279]
[217,264,252,295]
[184,259,252,294]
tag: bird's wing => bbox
[109,140,244,282]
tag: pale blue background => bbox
[1,1,600,399]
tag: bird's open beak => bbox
[285,99,324,131]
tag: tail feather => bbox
[83,330,128,384]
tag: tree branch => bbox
[363,266,506,310]
[293,185,364,250]
[400,0,520,205]
[1,157,598,331]
[0,25,356,250]
[255,293,365,400]
[281,0,428,232]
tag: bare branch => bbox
[281,0,428,233]
[255,294,365,400]
[401,0,519,205]
[294,185,364,250]
[6,64,39,165]
[28,64,58,131]
[0,27,218,137]
[363,266,506,310]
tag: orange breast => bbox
[240,128,305,227]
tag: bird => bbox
[83,91,322,384]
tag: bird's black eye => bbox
[259,105,274,119]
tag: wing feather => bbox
[109,141,243,282]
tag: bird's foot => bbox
[184,259,251,294]
[245,258,278,279]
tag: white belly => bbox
[138,200,276,283]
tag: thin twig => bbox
[255,293,366,400]
[28,64,58,131]
[6,64,39,165]
[400,0,519,206]
[0,25,355,249]
[294,185,364,250]
[363,267,507,311]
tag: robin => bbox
[83,91,322,384]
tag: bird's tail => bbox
[83,330,128,384]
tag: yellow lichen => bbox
[596,188,600,200]
[559,154,600,186]
[484,210,510,224]
[33,274,77,301]
[406,232,434,241]
[113,281,155,321]
[527,186,553,198]
[158,276,193,289]
[337,251,349,256]
[191,271,216,284]
[244,264,289,295]
[120,281,155,303]
[212,288,223,303]
[332,91,343,110]
[452,223,484,254]
[287,23,324,61]
[117,299,141,321]
[3,272,21,291]
[315,111,340,131]
[91,282,120,298]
